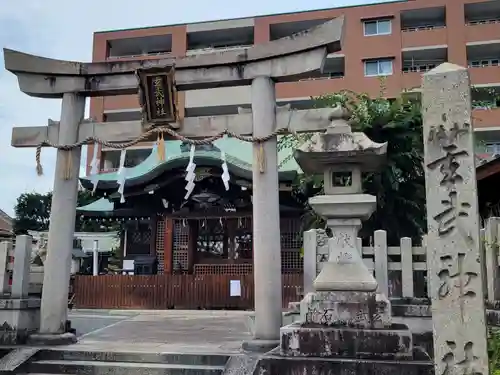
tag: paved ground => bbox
[69,310,138,337]
[65,310,253,354]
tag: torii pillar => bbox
[250,76,282,343]
[40,93,85,340]
[3,15,344,346]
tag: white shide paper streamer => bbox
[184,145,196,200]
[117,149,127,203]
[221,150,230,191]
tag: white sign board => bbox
[122,259,134,275]
[230,280,241,297]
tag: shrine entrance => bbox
[168,216,301,276]
[71,213,303,310]
[74,139,304,309]
[4,15,343,343]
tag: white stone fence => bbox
[0,235,42,296]
[480,217,500,301]
[304,218,500,301]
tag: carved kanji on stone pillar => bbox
[422,63,489,375]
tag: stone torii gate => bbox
[4,16,344,346]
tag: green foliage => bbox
[472,87,500,110]
[489,328,500,374]
[13,190,119,234]
[13,192,52,234]
[280,89,426,245]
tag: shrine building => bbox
[77,138,305,277]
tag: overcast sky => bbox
[0,0,392,217]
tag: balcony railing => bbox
[98,160,149,173]
[298,73,345,82]
[468,58,500,68]
[185,45,252,56]
[402,63,440,73]
[473,103,498,110]
[485,143,500,155]
[401,24,446,33]
[466,18,500,26]
[107,51,171,60]
[98,167,119,174]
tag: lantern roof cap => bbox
[294,106,387,174]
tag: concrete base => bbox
[242,339,279,353]
[27,332,77,346]
[300,291,391,328]
[280,322,413,360]
[0,298,40,345]
[257,354,433,375]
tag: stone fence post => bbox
[400,237,414,298]
[374,230,389,297]
[303,230,317,296]
[484,217,500,301]
[0,241,11,295]
[11,235,32,298]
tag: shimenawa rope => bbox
[35,124,294,177]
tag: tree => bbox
[13,192,52,234]
[280,89,426,246]
[13,190,119,234]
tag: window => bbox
[364,59,393,77]
[486,143,500,155]
[124,148,153,168]
[364,19,392,36]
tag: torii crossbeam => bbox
[4,16,344,347]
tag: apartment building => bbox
[88,0,500,173]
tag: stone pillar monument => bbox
[280,109,414,360]
[422,63,489,375]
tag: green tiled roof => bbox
[81,136,299,186]
[77,198,114,212]
[78,137,299,213]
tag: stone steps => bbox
[0,348,40,372]
[20,349,230,375]
[33,350,229,366]
[28,359,225,375]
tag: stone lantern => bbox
[294,107,386,294]
[279,106,414,360]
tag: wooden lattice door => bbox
[126,222,152,256]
